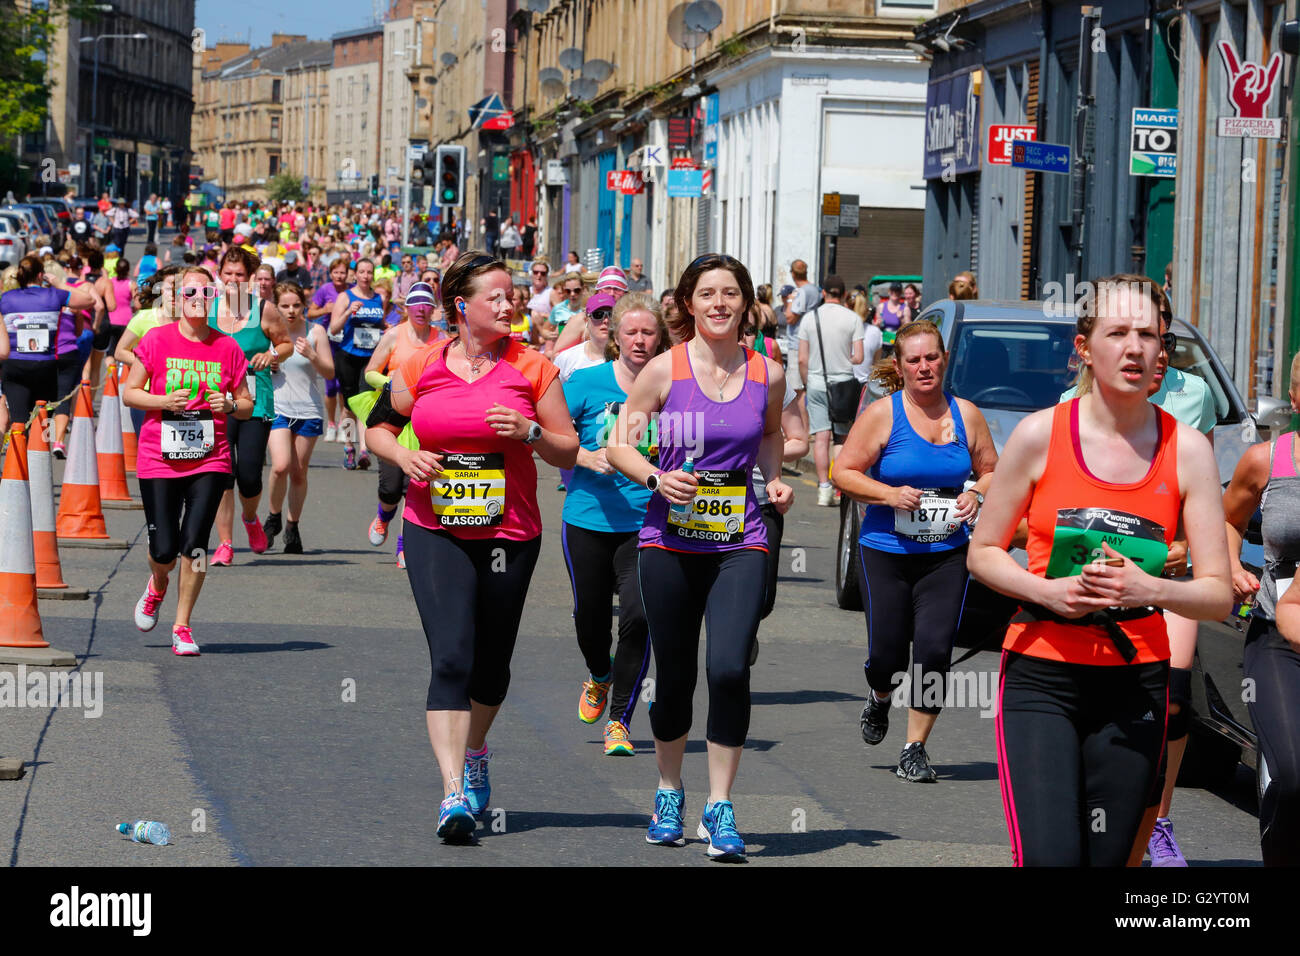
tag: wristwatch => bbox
[645,470,662,493]
[522,420,543,444]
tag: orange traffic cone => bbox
[29,403,69,589]
[96,362,132,501]
[55,381,109,539]
[0,425,47,648]
[120,363,138,475]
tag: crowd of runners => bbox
[2,197,1297,868]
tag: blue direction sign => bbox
[666,169,704,198]
[1010,140,1071,174]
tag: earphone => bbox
[458,302,466,315]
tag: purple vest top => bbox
[1,285,74,360]
[639,343,769,553]
[879,299,908,331]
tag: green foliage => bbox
[718,34,747,59]
[267,171,306,202]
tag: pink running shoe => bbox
[244,516,268,553]
[210,541,234,566]
[134,576,167,632]
[172,624,200,656]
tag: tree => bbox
[266,171,306,203]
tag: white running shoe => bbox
[172,625,200,656]
[134,577,166,632]
[817,483,834,507]
[325,422,338,443]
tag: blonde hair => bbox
[1288,352,1300,398]
[948,272,977,300]
[605,292,669,361]
[851,292,869,321]
[869,320,945,394]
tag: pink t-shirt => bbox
[401,338,559,541]
[133,322,249,480]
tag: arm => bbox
[255,302,293,367]
[122,356,189,413]
[66,285,102,313]
[851,337,864,367]
[953,399,998,521]
[781,394,809,462]
[364,329,397,378]
[114,328,141,368]
[306,292,332,320]
[758,362,794,513]
[329,292,353,336]
[798,338,809,390]
[555,313,587,352]
[606,353,695,506]
[307,325,335,379]
[831,398,918,509]
[1222,440,1269,601]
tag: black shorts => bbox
[139,472,227,566]
[94,322,126,354]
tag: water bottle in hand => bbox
[118,820,170,846]
[670,457,696,515]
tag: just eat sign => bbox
[988,125,1038,165]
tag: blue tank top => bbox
[340,286,385,356]
[859,390,973,554]
[1,285,72,361]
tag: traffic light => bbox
[369,173,379,198]
[435,144,466,207]
[421,149,437,189]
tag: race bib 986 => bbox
[667,468,747,543]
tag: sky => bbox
[195,0,386,48]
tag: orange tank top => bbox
[385,322,444,374]
[1003,399,1180,665]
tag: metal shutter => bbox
[834,207,925,285]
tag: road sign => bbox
[1010,140,1071,174]
[546,159,569,185]
[407,145,426,161]
[387,166,398,177]
[666,169,703,198]
[987,125,1037,165]
[820,214,840,235]
[821,193,841,216]
[838,193,859,237]
[670,156,698,170]
[641,146,665,167]
[1130,108,1177,178]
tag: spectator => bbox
[784,260,821,412]
[948,271,978,301]
[482,210,500,256]
[903,282,921,315]
[797,274,864,505]
[521,215,538,258]
[626,258,653,293]
[110,198,131,251]
[277,249,312,286]
[563,250,583,274]
[498,216,522,258]
[878,282,912,330]
[143,193,159,245]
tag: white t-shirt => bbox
[563,262,583,274]
[553,343,606,382]
[797,302,865,389]
[853,323,884,384]
[527,287,553,318]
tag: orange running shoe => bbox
[604,720,634,756]
[578,676,612,724]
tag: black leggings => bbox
[93,322,126,355]
[334,349,371,401]
[859,544,969,714]
[759,503,783,620]
[561,523,651,729]
[2,357,58,425]
[223,415,271,499]
[997,650,1169,867]
[404,523,541,711]
[55,351,80,419]
[1243,616,1300,866]
[139,472,227,565]
[637,546,766,747]
[378,459,408,508]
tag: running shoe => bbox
[368,514,389,547]
[396,535,405,570]
[344,446,357,470]
[579,675,612,724]
[646,786,685,846]
[817,483,834,507]
[325,422,338,443]
[357,450,371,470]
[896,742,938,782]
[262,511,282,550]
[282,524,303,554]
[556,481,566,491]
[52,441,66,460]
[243,516,268,554]
[698,800,746,860]
[172,624,200,656]
[604,720,634,756]
[134,576,166,632]
[1147,818,1188,867]
[463,748,491,815]
[860,692,890,746]
[210,541,234,566]
[436,793,475,842]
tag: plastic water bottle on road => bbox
[117,820,170,845]
[670,457,696,514]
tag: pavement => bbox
[0,226,1266,866]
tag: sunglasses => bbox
[531,268,548,275]
[181,286,220,300]
[589,309,612,324]
[565,287,582,295]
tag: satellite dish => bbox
[441,51,458,67]
[540,77,565,99]
[683,0,722,33]
[570,77,599,100]
[558,47,585,71]
[416,96,428,108]
[666,2,708,50]
[538,67,563,85]
[525,0,549,11]
[582,58,615,82]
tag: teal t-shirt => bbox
[562,363,656,533]
[1060,366,1217,434]
[209,298,274,419]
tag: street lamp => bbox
[79,32,149,197]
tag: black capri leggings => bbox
[997,650,1169,866]
[55,351,80,419]
[1243,616,1300,866]
[637,546,766,747]
[139,472,227,565]
[334,350,371,401]
[561,523,651,729]
[93,322,126,355]
[378,459,408,508]
[859,544,969,714]
[404,523,541,711]
[2,357,58,425]
[223,415,272,499]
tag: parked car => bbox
[15,203,56,237]
[0,215,27,269]
[833,298,1286,790]
[1,207,41,244]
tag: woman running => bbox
[1222,349,1300,866]
[833,320,997,781]
[208,249,292,566]
[564,292,667,756]
[116,265,185,436]
[365,252,577,841]
[606,254,793,860]
[262,282,333,554]
[123,265,254,655]
[308,256,350,442]
[330,256,385,469]
[1,255,100,428]
[967,275,1230,866]
[362,281,443,567]
[93,256,135,388]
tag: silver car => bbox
[0,214,27,269]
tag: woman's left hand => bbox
[250,350,274,371]
[486,404,530,440]
[1076,542,1161,609]
[954,490,981,523]
[767,479,794,515]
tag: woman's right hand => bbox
[293,336,311,356]
[159,390,190,413]
[891,485,922,511]
[1037,575,1116,620]
[656,468,698,506]
[576,447,614,475]
[1231,564,1261,603]
[399,447,444,482]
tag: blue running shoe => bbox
[646,786,686,846]
[698,800,746,860]
[463,748,491,815]
[436,793,475,841]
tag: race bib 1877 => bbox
[894,488,963,542]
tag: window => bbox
[269,154,279,176]
[944,321,1077,411]
[272,79,282,103]
[271,115,280,139]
